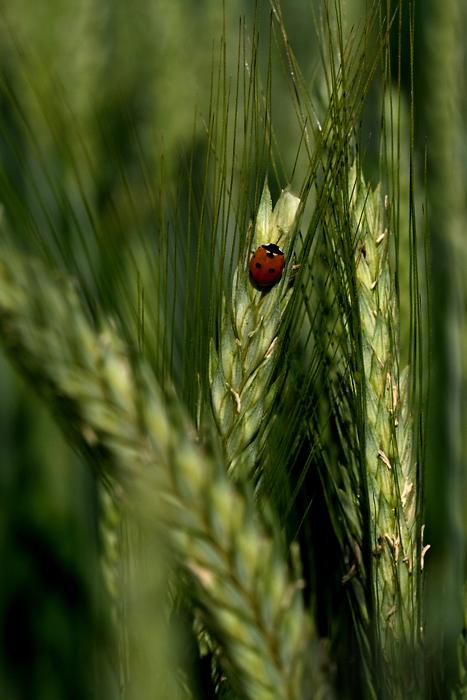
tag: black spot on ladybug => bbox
[266,251,275,258]
[255,262,262,269]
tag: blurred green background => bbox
[0,0,466,697]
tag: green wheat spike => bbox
[0,234,331,700]
[209,181,299,479]
[325,162,425,698]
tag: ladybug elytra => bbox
[249,243,285,286]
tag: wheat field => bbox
[0,2,465,699]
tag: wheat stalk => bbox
[0,232,331,700]
[209,181,300,480]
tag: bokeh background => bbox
[0,0,466,697]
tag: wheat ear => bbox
[210,181,300,479]
[352,165,424,665]
[326,163,425,697]
[0,237,330,700]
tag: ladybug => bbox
[249,243,285,286]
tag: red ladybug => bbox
[249,243,285,286]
